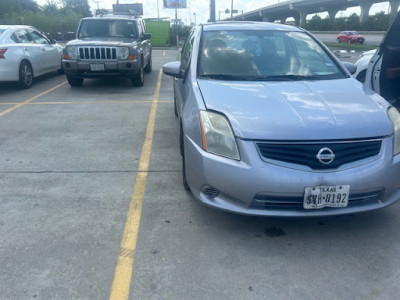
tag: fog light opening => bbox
[201,185,219,198]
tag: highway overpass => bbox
[231,0,400,26]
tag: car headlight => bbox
[66,46,78,60]
[118,47,129,59]
[199,110,240,160]
[388,107,400,156]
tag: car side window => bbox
[29,30,49,44]
[11,30,31,43]
[181,30,195,70]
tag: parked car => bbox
[62,14,152,87]
[353,49,376,82]
[365,12,400,107]
[163,21,400,217]
[0,25,63,88]
[337,31,365,44]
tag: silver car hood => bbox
[197,78,392,140]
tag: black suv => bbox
[62,15,152,87]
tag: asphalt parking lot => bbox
[1,49,400,299]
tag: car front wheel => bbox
[67,76,84,87]
[19,61,33,89]
[132,62,144,87]
[144,56,152,73]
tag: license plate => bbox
[90,64,105,71]
[303,185,350,209]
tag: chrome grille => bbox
[78,46,117,60]
[256,139,382,170]
[250,190,383,210]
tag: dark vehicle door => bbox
[137,19,151,67]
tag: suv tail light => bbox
[0,48,7,58]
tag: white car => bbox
[365,12,400,106]
[0,25,63,88]
[353,49,376,82]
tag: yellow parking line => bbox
[0,81,67,118]
[109,69,163,300]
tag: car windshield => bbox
[198,30,345,81]
[349,31,360,35]
[78,19,138,39]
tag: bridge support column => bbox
[358,0,374,24]
[327,9,339,20]
[389,0,400,21]
[294,9,308,27]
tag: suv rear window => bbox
[0,29,5,37]
[78,19,138,39]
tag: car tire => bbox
[337,38,341,43]
[132,62,144,87]
[180,122,190,191]
[19,61,33,89]
[144,56,152,73]
[358,38,364,44]
[67,76,84,87]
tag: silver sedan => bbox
[0,25,63,88]
[163,22,400,217]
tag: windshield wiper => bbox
[251,75,323,81]
[199,74,252,81]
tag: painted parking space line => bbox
[109,69,163,300]
[0,81,67,118]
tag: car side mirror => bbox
[50,39,57,44]
[342,62,357,75]
[143,33,151,40]
[163,61,184,78]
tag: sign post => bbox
[164,0,187,48]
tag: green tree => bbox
[346,13,360,30]
[62,0,91,17]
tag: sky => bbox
[35,0,391,25]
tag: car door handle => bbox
[42,47,47,51]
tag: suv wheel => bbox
[67,76,84,87]
[19,61,33,89]
[144,56,152,73]
[132,62,144,87]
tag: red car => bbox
[337,31,365,44]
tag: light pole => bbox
[231,0,233,21]
[193,12,197,25]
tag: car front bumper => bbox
[184,135,400,217]
[62,59,139,78]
